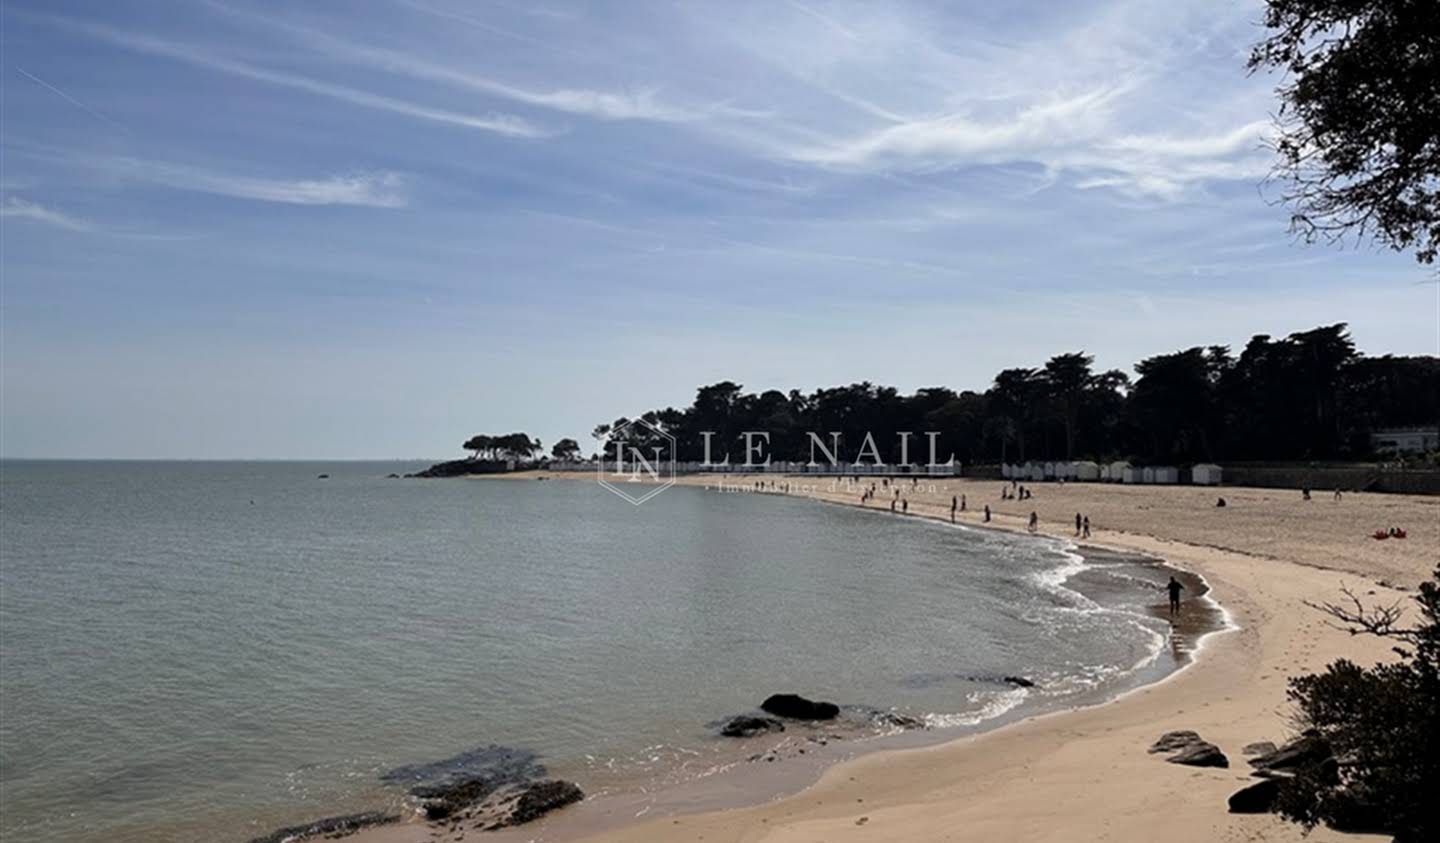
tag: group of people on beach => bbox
[1073,512,1091,538]
[1002,482,1031,501]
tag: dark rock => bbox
[413,458,512,478]
[1228,778,1281,813]
[245,811,399,843]
[414,777,502,821]
[872,710,926,730]
[1167,741,1229,768]
[1241,741,1278,756]
[1248,732,1331,774]
[1149,730,1204,754]
[761,693,840,720]
[507,780,583,826]
[317,474,329,479]
[720,715,785,737]
[1002,676,1036,688]
[386,473,400,478]
[382,744,544,789]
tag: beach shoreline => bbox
[334,473,1434,843]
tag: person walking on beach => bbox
[951,495,958,522]
[960,494,966,512]
[1166,576,1184,616]
[902,499,909,514]
[1082,515,1090,538]
[1028,511,1038,533]
[1075,512,1082,536]
[983,504,991,523]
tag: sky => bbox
[1,0,1436,459]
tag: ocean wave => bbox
[923,687,1030,729]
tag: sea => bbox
[0,460,1216,842]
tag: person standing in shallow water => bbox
[1028,511,1038,532]
[1166,576,1184,616]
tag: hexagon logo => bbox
[596,418,676,505]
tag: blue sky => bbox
[2,0,1436,459]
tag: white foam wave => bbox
[923,687,1029,729]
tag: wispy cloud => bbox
[1,195,94,232]
[1,196,93,231]
[38,14,551,138]
[212,4,704,123]
[14,66,126,130]
[103,160,409,207]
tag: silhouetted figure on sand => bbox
[1166,576,1184,616]
[1028,511,1038,533]
[1075,512,1082,536]
[983,505,991,523]
[1082,515,1090,538]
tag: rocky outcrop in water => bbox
[416,779,584,830]
[720,715,785,737]
[382,744,544,790]
[412,458,511,478]
[506,780,584,826]
[1002,676,1036,688]
[761,693,840,720]
[870,710,927,730]
[244,811,399,843]
[383,745,582,830]
[1148,730,1229,767]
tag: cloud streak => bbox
[40,14,551,138]
[1,196,93,231]
[102,160,409,207]
[212,4,704,123]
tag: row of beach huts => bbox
[1002,461,1223,485]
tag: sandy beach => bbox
[356,474,1434,843]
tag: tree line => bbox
[578,323,1437,466]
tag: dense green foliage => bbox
[585,323,1437,464]
[1278,567,1440,841]
[461,433,542,461]
[1250,0,1440,264]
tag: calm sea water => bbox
[0,461,1194,842]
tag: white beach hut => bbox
[1110,461,1131,482]
[1075,461,1100,481]
[1122,466,1140,484]
[1027,464,1045,482]
[1141,467,1155,484]
[1153,466,1179,484]
[1002,463,1014,479]
[1043,462,1056,479]
[1191,463,1223,485]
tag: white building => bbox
[1192,464,1223,485]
